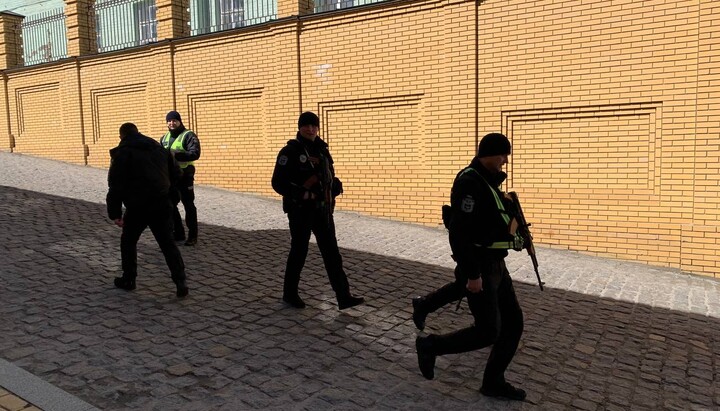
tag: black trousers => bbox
[173,165,198,239]
[419,265,466,312]
[421,260,523,386]
[283,207,351,298]
[121,200,186,283]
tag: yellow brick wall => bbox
[79,48,175,168]
[300,1,475,224]
[1,0,720,278]
[3,63,85,164]
[0,77,8,150]
[478,0,712,273]
[689,0,720,276]
[171,21,300,195]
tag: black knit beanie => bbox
[298,111,320,128]
[477,133,511,157]
[166,110,182,123]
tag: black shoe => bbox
[337,295,364,310]
[184,237,197,246]
[176,281,189,298]
[412,296,427,331]
[415,336,436,380]
[283,294,306,309]
[480,382,527,401]
[114,277,136,291]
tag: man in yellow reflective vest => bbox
[161,111,201,246]
[412,133,526,401]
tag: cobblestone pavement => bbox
[1,152,719,410]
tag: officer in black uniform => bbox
[412,133,526,401]
[107,123,189,298]
[271,111,364,310]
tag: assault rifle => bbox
[506,192,545,291]
[302,172,334,227]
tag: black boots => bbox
[415,336,436,380]
[337,295,364,310]
[116,277,188,298]
[282,294,364,309]
[114,277,136,291]
[480,381,527,401]
[412,296,427,331]
[184,237,197,246]
[176,280,189,298]
[283,294,306,309]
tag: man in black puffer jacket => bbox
[107,122,189,298]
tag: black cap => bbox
[477,133,511,157]
[166,110,182,123]
[298,111,320,128]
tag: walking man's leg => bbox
[283,210,312,308]
[480,264,524,400]
[313,214,363,309]
[412,267,465,330]
[149,202,188,297]
[116,210,145,290]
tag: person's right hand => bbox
[114,218,124,228]
[467,278,483,293]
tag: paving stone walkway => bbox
[0,152,718,410]
[0,387,40,411]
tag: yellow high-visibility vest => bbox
[161,130,194,169]
[457,167,523,250]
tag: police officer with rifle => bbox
[412,133,535,401]
[272,112,364,310]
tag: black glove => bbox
[170,187,181,205]
[331,177,344,197]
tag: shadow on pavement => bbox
[0,186,718,411]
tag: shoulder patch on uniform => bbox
[278,155,288,166]
[461,195,475,213]
[299,154,307,163]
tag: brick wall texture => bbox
[2,0,720,278]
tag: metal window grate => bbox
[94,0,158,53]
[190,0,277,36]
[314,0,382,13]
[20,7,69,66]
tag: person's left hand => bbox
[114,218,124,228]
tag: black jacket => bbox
[106,132,180,219]
[449,157,514,280]
[271,133,342,213]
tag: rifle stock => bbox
[507,192,545,291]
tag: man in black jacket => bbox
[107,122,189,298]
[412,133,526,401]
[160,111,201,246]
[271,111,364,310]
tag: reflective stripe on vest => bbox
[459,167,523,250]
[161,130,194,169]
